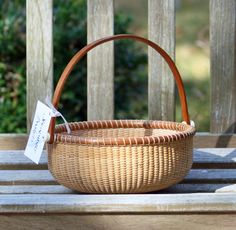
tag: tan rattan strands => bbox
[54,120,195,145]
[47,34,196,194]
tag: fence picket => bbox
[210,0,236,133]
[148,0,176,121]
[87,0,114,120]
[26,0,53,130]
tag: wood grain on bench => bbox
[1,148,236,229]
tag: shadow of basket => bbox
[215,123,236,148]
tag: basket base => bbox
[47,137,193,194]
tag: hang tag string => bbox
[45,96,71,134]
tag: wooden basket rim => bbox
[51,120,196,146]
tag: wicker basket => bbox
[47,34,196,194]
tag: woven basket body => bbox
[47,34,196,194]
[47,120,195,193]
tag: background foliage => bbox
[0,0,26,132]
[0,0,147,133]
[0,0,210,133]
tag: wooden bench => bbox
[2,1,236,229]
[1,148,236,229]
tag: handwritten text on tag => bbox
[24,101,52,164]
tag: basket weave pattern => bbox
[47,34,196,194]
[47,120,195,193]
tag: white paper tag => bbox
[24,101,52,164]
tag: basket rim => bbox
[51,120,196,146]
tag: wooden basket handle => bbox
[48,34,190,143]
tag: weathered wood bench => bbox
[1,148,236,229]
[2,1,236,229]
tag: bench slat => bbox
[1,169,236,185]
[1,184,236,194]
[0,150,47,169]
[1,214,236,229]
[163,183,236,193]
[185,169,236,183]
[0,170,56,185]
[1,193,236,213]
[193,148,236,168]
[1,149,236,170]
[0,186,74,194]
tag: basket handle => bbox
[48,34,190,143]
